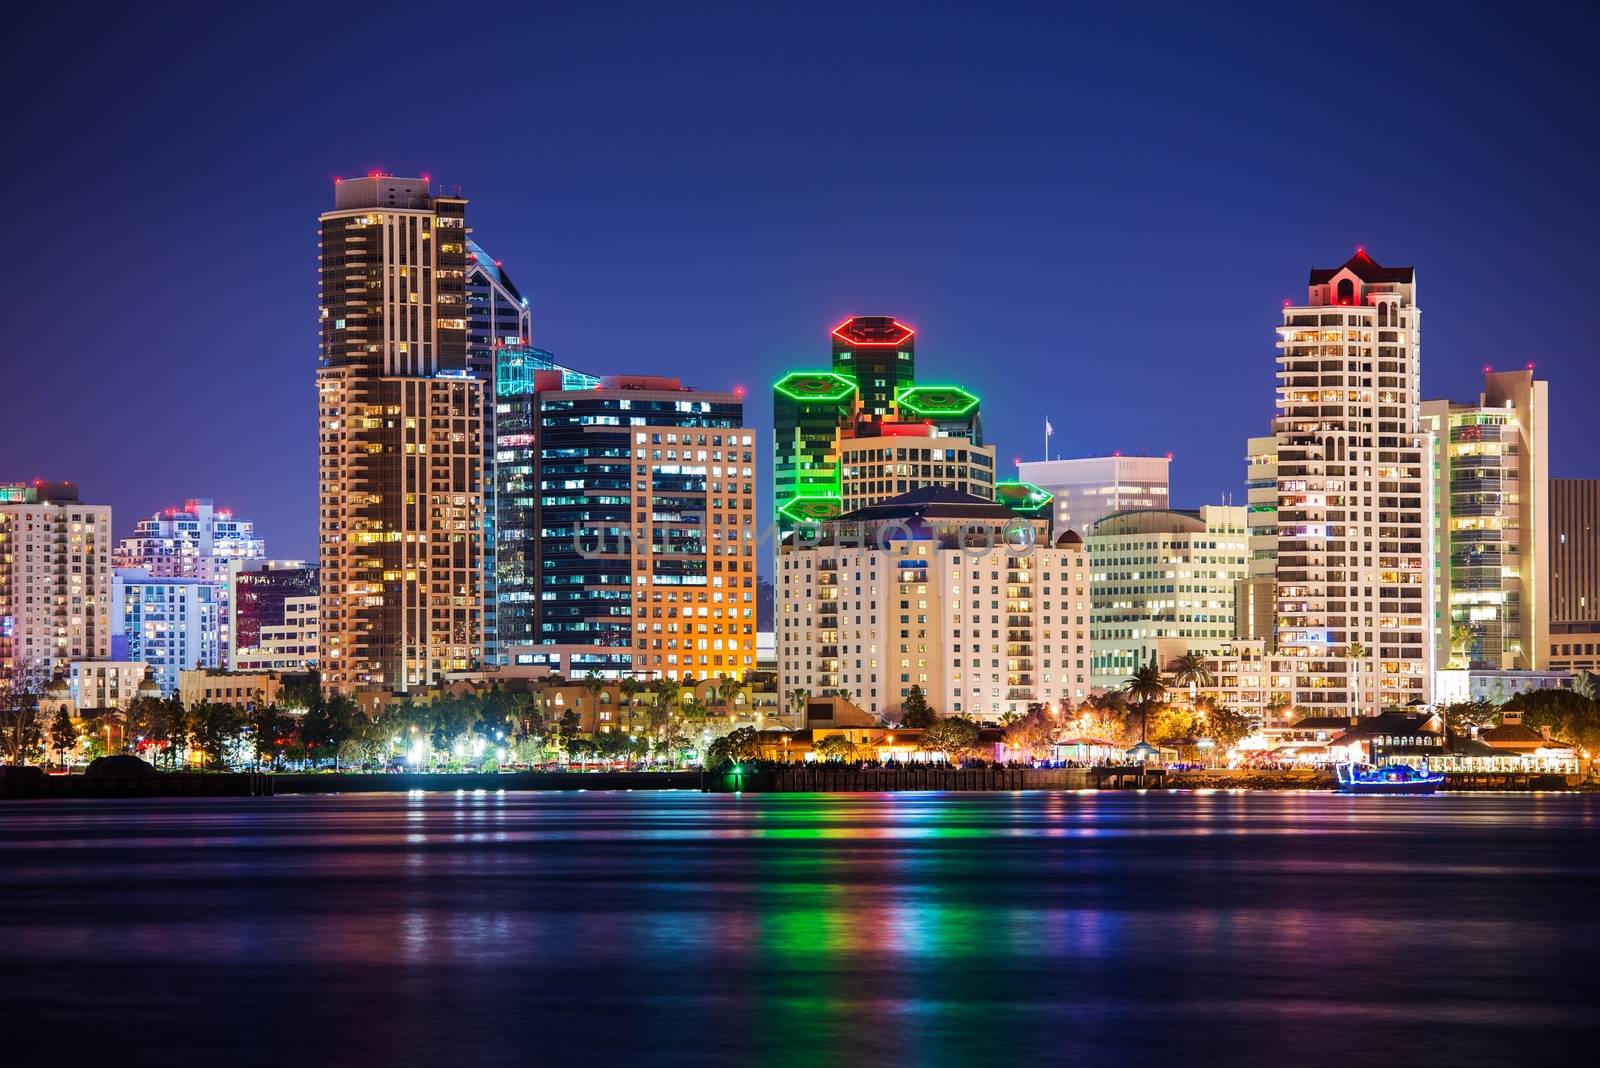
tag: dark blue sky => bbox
[5,3,1597,562]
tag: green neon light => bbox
[995,480,1053,513]
[779,494,844,524]
[895,384,980,418]
[774,371,856,403]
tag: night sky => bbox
[5,3,1597,564]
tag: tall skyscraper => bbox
[0,482,112,688]
[1422,369,1549,671]
[773,317,986,543]
[1547,478,1600,674]
[1086,505,1247,689]
[465,239,533,665]
[503,375,755,681]
[1015,455,1171,538]
[317,175,484,694]
[492,345,598,652]
[1264,250,1433,718]
[115,497,265,665]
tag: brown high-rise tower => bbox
[317,175,483,694]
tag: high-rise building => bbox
[465,239,533,665]
[1548,478,1600,673]
[1422,369,1549,671]
[115,498,265,665]
[114,498,264,579]
[317,175,484,694]
[1263,250,1434,719]
[838,433,996,512]
[832,315,916,418]
[1236,436,1280,647]
[492,344,598,653]
[112,569,222,695]
[504,375,755,680]
[1014,455,1170,539]
[1086,505,1248,689]
[230,560,319,671]
[773,317,985,542]
[0,482,112,688]
[776,487,1091,722]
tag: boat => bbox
[1334,761,1444,795]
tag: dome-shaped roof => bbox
[1055,529,1083,547]
[44,676,70,694]
[137,676,162,698]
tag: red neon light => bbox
[831,317,916,348]
[876,422,933,438]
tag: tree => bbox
[147,697,190,770]
[815,734,859,762]
[1121,664,1167,743]
[302,695,361,770]
[715,674,744,717]
[49,707,78,768]
[1197,705,1252,751]
[920,716,981,761]
[0,677,44,766]
[1168,652,1214,705]
[786,687,810,725]
[583,671,607,714]
[1503,689,1600,752]
[1003,705,1057,761]
[189,701,243,770]
[899,684,936,728]
[245,702,288,769]
[706,725,762,767]
[1444,700,1497,735]
[120,694,162,756]
[619,676,642,731]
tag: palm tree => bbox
[1121,664,1167,743]
[1168,652,1214,707]
[786,687,809,725]
[619,676,642,730]
[1343,641,1367,699]
[715,674,744,719]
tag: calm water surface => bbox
[2,791,1597,1066]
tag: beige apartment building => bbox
[777,487,1090,723]
[1264,251,1434,714]
[0,482,112,688]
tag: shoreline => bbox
[3,766,1590,799]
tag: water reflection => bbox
[0,792,1596,1065]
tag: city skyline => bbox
[7,6,1599,562]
